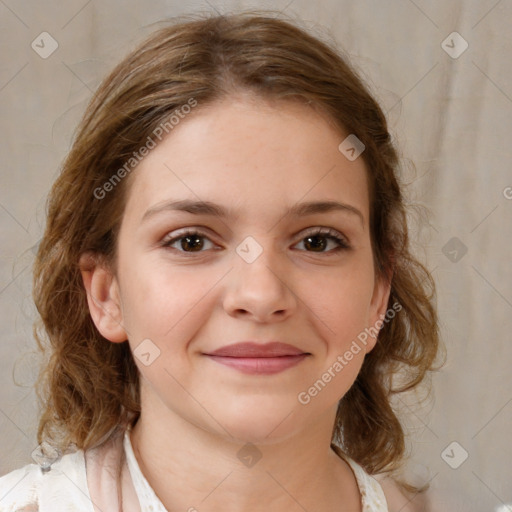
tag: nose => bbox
[223,245,297,323]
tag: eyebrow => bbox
[141,199,365,226]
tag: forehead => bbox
[122,98,370,227]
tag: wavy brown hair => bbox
[33,10,444,495]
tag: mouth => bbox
[203,341,311,375]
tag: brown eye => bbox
[294,228,350,254]
[161,230,215,253]
[303,235,329,252]
[178,235,205,252]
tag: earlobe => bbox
[79,252,128,343]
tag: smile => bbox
[205,354,309,374]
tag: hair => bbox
[32,10,444,496]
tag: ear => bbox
[365,269,393,354]
[79,252,128,343]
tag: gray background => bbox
[1,1,511,510]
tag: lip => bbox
[203,342,310,375]
[207,341,307,357]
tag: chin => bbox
[211,401,309,446]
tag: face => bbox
[83,97,391,444]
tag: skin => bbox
[81,95,395,512]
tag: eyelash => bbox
[160,227,351,256]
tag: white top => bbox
[0,428,388,511]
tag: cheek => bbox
[119,257,218,345]
[301,263,375,342]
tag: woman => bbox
[0,11,442,511]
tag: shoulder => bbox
[376,475,428,512]
[332,445,390,511]
[0,463,39,511]
[0,449,94,512]
[336,448,427,512]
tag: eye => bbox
[293,228,350,254]
[160,227,351,256]
[161,229,217,254]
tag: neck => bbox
[128,387,361,512]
